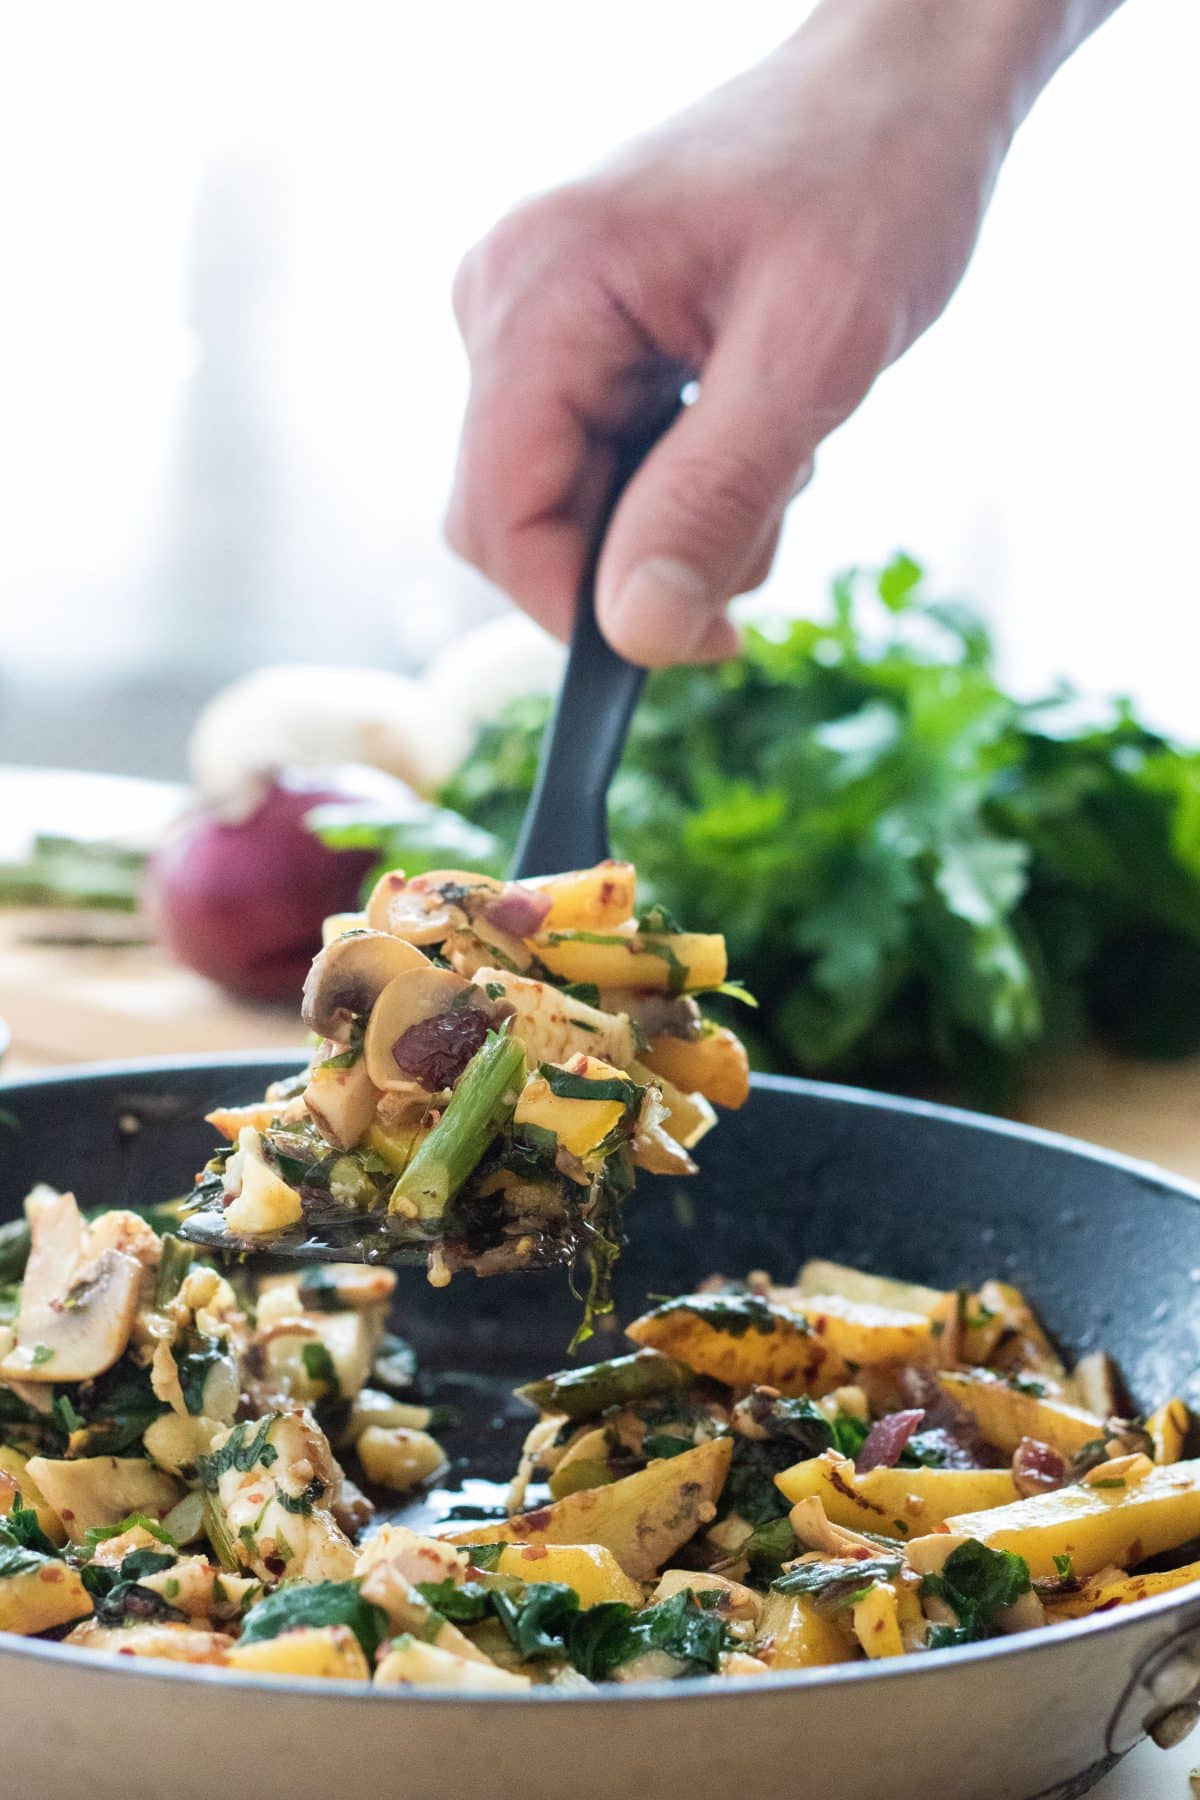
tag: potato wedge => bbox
[975,1282,1067,1380]
[922,1456,1200,1580]
[935,1369,1104,1458]
[793,1260,944,1318]
[25,1455,182,1544]
[532,929,726,995]
[528,863,637,932]
[515,1056,633,1159]
[626,1296,849,1397]
[754,1589,855,1670]
[1045,1559,1200,1621]
[0,1551,92,1635]
[753,1284,936,1367]
[375,1635,531,1691]
[628,1064,716,1152]
[1146,1398,1189,1465]
[444,1437,732,1580]
[852,1581,905,1659]
[776,1451,1020,1537]
[0,1445,66,1545]
[226,1625,370,1681]
[492,1543,643,1607]
[642,1028,750,1111]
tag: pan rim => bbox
[2,1052,1199,1706]
[3,1049,1200,1212]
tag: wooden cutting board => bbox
[0,909,306,1068]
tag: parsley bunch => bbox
[317,556,1200,1103]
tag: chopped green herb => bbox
[920,1541,1031,1642]
[300,1341,341,1395]
[773,1556,903,1612]
[198,1416,280,1489]
[239,1580,389,1661]
[30,1344,54,1367]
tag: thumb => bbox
[595,283,871,666]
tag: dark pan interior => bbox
[3,1058,1199,1524]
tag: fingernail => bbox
[604,557,713,663]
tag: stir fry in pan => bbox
[0,1199,1195,1686]
[180,860,749,1319]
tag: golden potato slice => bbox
[919,1456,1200,1580]
[642,1028,750,1110]
[776,1451,1019,1537]
[935,1369,1104,1458]
[443,1437,732,1580]
[626,1295,849,1396]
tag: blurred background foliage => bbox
[317,559,1200,1106]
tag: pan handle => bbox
[1107,1618,1200,1754]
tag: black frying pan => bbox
[2,1054,1200,1800]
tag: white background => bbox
[0,0,1197,772]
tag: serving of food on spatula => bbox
[181,861,749,1308]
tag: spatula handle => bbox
[510,412,675,881]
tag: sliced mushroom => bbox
[0,1188,142,1384]
[362,966,475,1090]
[300,929,429,1042]
[366,867,504,946]
[445,918,534,976]
[304,1054,380,1151]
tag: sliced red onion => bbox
[482,885,553,938]
[856,1408,925,1472]
[1012,1436,1067,1498]
[391,1007,490,1090]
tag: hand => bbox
[446,0,1119,666]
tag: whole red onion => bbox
[146,767,389,1001]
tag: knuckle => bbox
[453,181,618,333]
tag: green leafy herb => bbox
[561,982,602,1008]
[742,1514,799,1579]
[0,1541,58,1580]
[1053,1553,1075,1580]
[920,1541,1031,1643]
[30,1344,54,1367]
[636,903,683,935]
[459,1543,504,1572]
[643,1433,694,1460]
[0,1494,59,1559]
[82,1514,177,1550]
[238,1579,390,1662]
[773,1556,903,1612]
[707,980,759,1009]
[198,1416,280,1489]
[154,1233,194,1307]
[296,1270,352,1313]
[416,1578,494,1624]
[323,555,1200,1102]
[538,1064,639,1107]
[81,1548,183,1625]
[491,1582,581,1659]
[567,1589,728,1679]
[177,1336,230,1417]
[59,1357,169,1455]
[1007,1374,1048,1398]
[300,1341,341,1394]
[276,1477,327,1516]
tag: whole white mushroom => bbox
[188,665,471,803]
